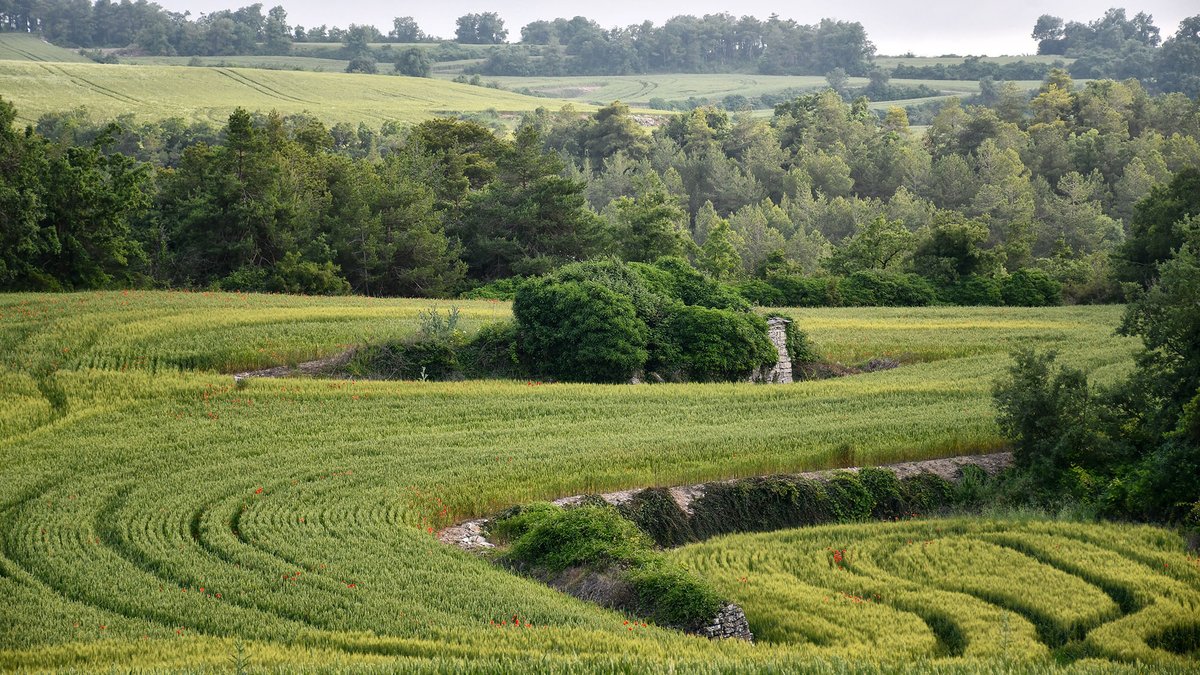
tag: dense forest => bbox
[3,66,1198,306]
[2,2,1198,90]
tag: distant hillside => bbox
[0,33,90,63]
[0,61,594,125]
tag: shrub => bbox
[266,253,352,295]
[214,266,269,292]
[626,558,724,629]
[652,304,775,381]
[554,259,669,322]
[1001,268,1062,306]
[644,257,749,311]
[460,277,524,300]
[767,274,841,307]
[952,464,993,505]
[505,505,651,573]
[858,467,906,519]
[690,477,836,538]
[841,271,936,307]
[514,277,649,383]
[900,472,956,514]
[825,472,875,521]
[943,275,1003,306]
[993,348,1107,497]
[459,320,524,379]
[486,502,560,544]
[734,279,785,306]
[346,56,378,74]
[346,338,459,380]
[618,488,696,547]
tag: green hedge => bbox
[840,271,937,307]
[943,275,1004,306]
[764,274,842,307]
[1001,268,1063,306]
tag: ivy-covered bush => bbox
[900,472,957,514]
[858,467,907,519]
[652,305,776,381]
[514,277,649,383]
[690,477,837,539]
[825,471,875,521]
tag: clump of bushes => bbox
[359,258,820,384]
[504,504,651,573]
[515,258,805,383]
[346,306,465,380]
[489,502,725,630]
[742,270,1063,307]
[514,276,649,383]
[1000,268,1062,306]
[652,306,775,382]
[839,271,938,307]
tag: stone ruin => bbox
[751,316,792,384]
[696,603,754,642]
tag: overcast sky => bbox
[153,1,1196,56]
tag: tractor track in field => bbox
[213,68,315,104]
[36,63,142,104]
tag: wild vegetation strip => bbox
[0,61,592,124]
[2,292,1187,671]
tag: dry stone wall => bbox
[752,317,792,383]
[696,603,754,642]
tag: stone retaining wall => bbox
[696,603,754,642]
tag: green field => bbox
[4,291,1189,671]
[121,54,355,72]
[874,54,1074,68]
[674,518,1199,666]
[462,73,1044,110]
[0,61,591,125]
[0,33,90,63]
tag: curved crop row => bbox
[671,519,1200,666]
